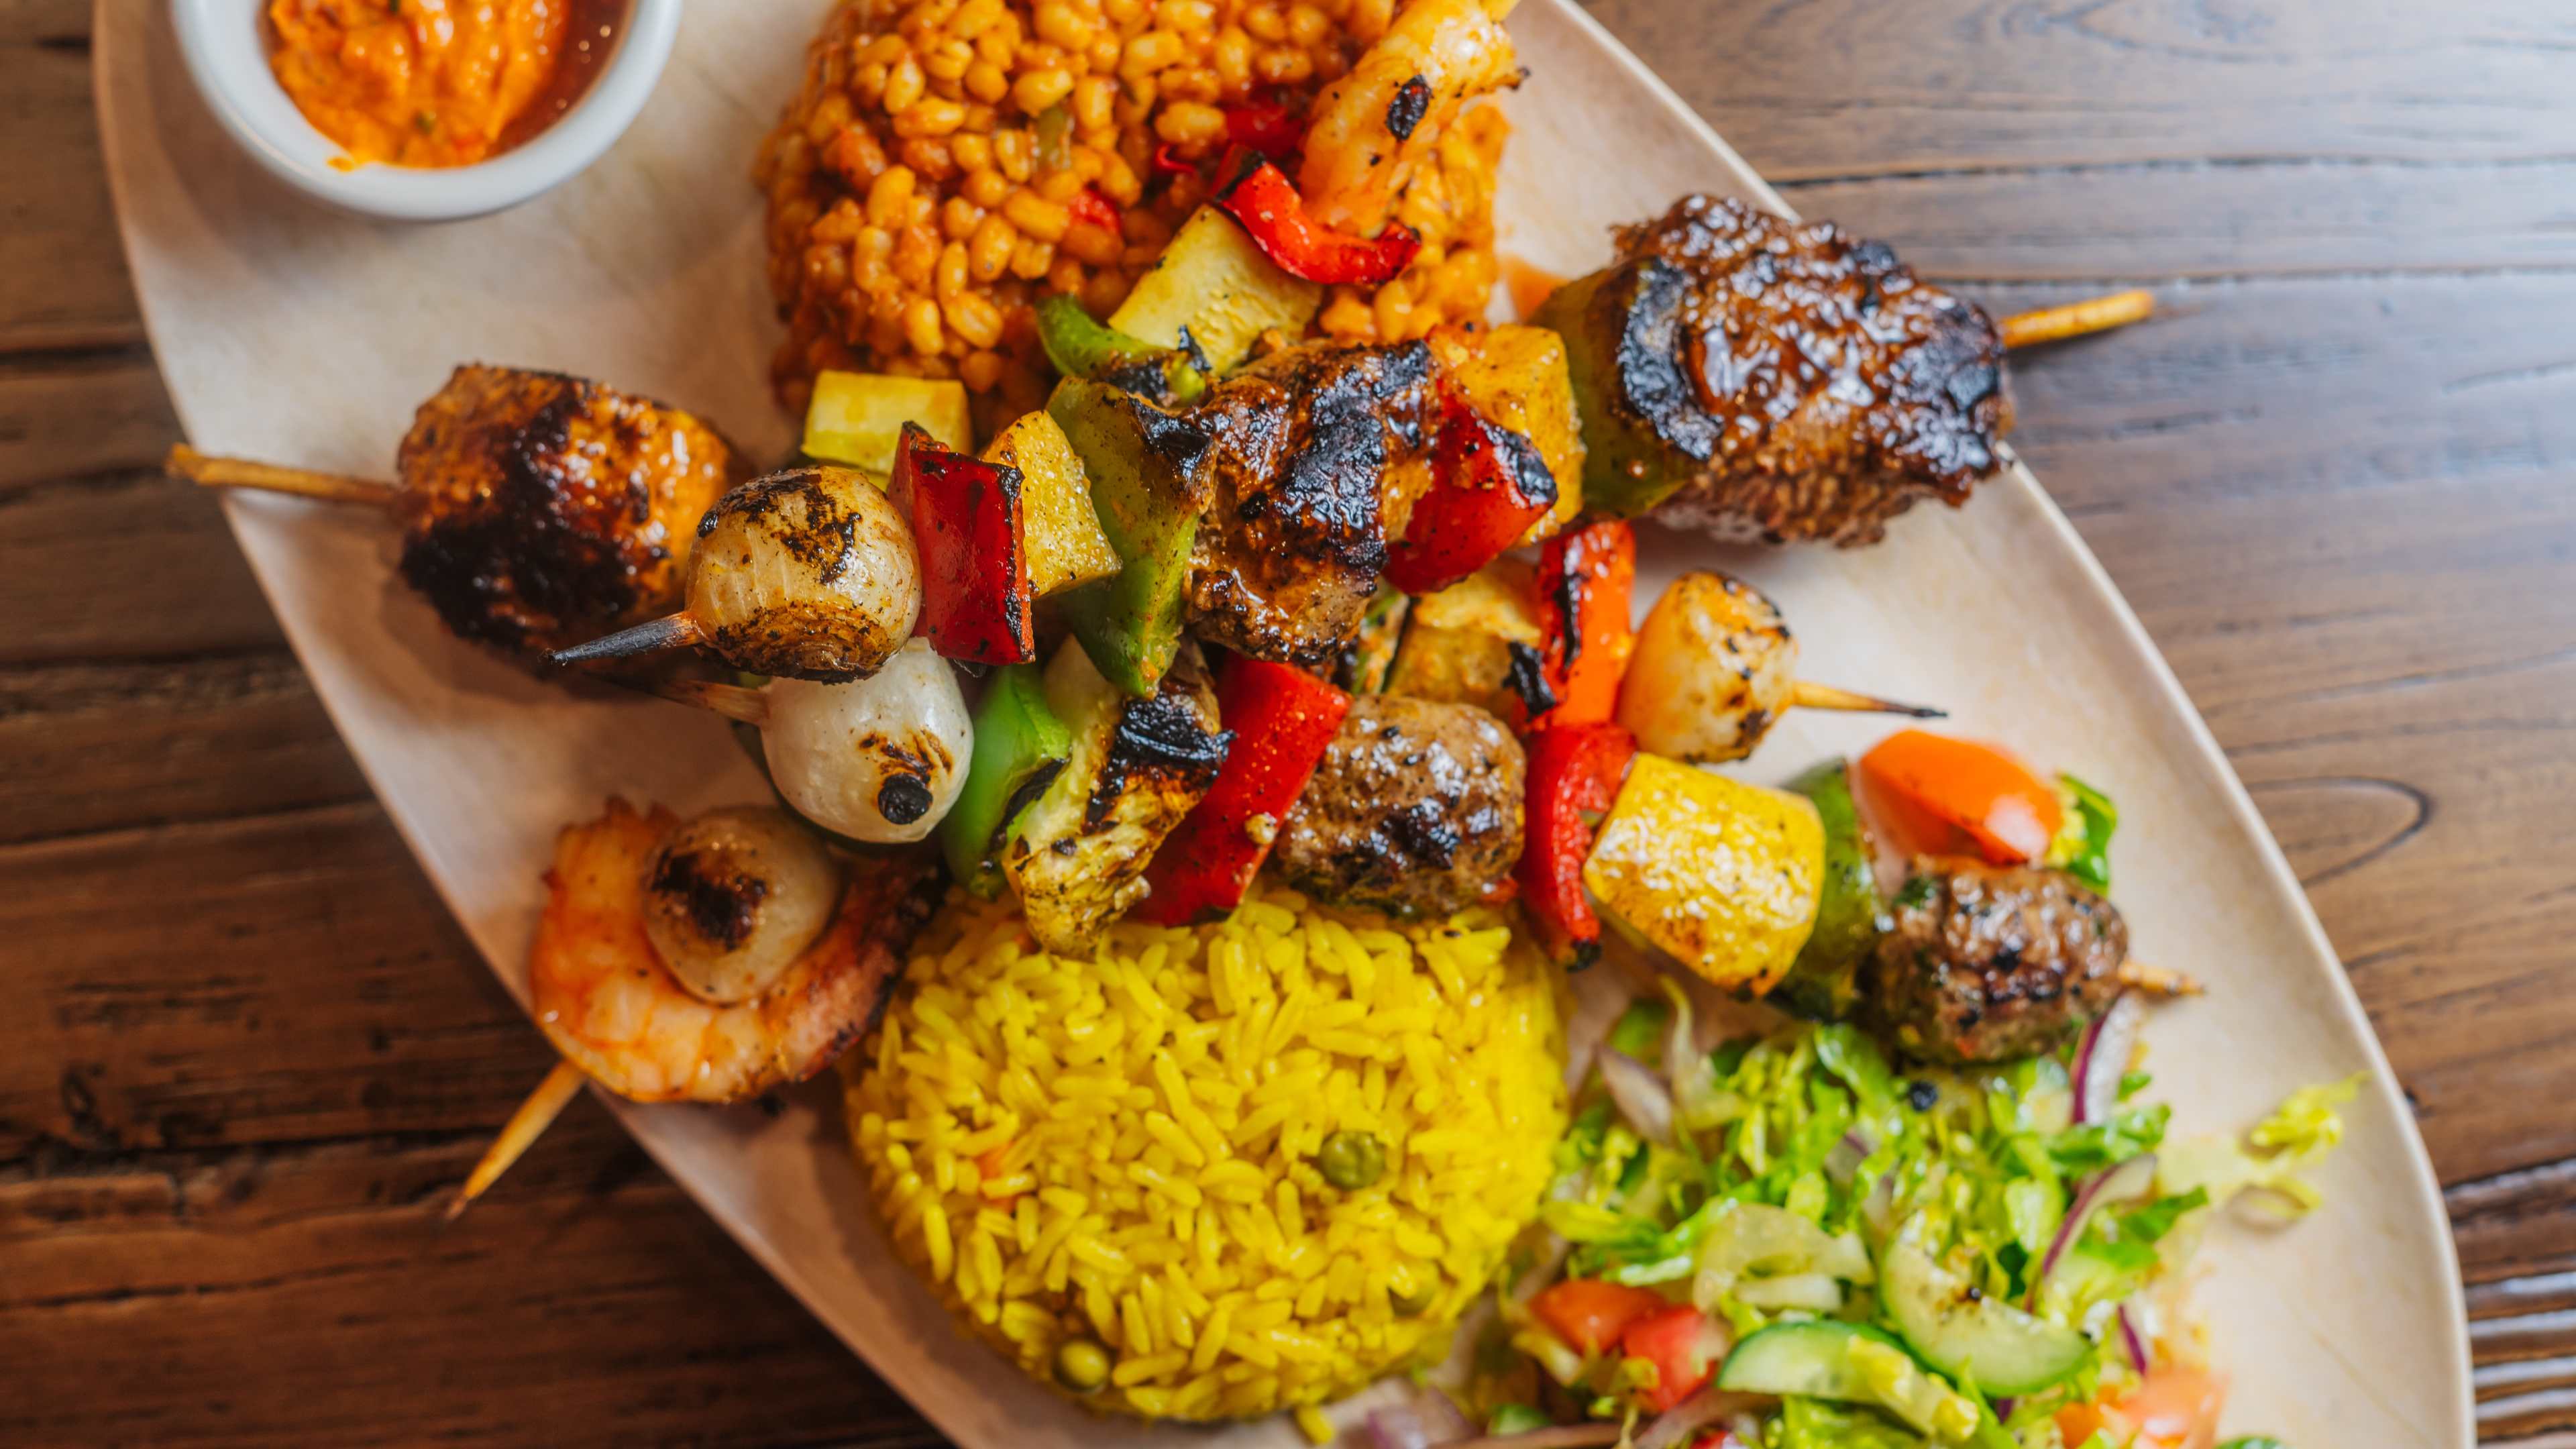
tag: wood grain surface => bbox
[3,0,2569,1442]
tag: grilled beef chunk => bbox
[1186,341,1439,665]
[395,365,745,656]
[1616,195,2012,547]
[1272,694,1523,916]
[1862,860,2127,1065]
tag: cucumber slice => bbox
[1718,1321,1977,1441]
[1880,1238,2090,1395]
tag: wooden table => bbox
[4,0,2569,1442]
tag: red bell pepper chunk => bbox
[890,422,1036,665]
[1530,519,1636,729]
[1213,157,1422,286]
[1515,722,1635,968]
[1529,1278,1668,1358]
[1222,98,1305,158]
[1383,391,1558,596]
[1619,1305,1726,1413]
[1134,655,1351,925]
[1150,142,1197,178]
[1068,186,1120,234]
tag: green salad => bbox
[1469,987,2358,1449]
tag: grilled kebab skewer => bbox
[166,365,747,661]
[1536,196,2150,548]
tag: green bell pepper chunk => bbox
[2047,771,2119,892]
[1527,256,1715,517]
[1776,757,1880,1021]
[1036,294,1208,405]
[1046,377,1214,696]
[941,663,1075,898]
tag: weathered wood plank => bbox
[0,804,536,1159]
[0,0,145,352]
[0,651,366,845]
[0,1110,922,1449]
[1585,0,2576,176]
[1782,158,2576,282]
[0,466,287,665]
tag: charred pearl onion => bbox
[1617,570,1799,763]
[762,640,972,844]
[687,466,920,682]
[639,807,843,1005]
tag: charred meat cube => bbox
[394,365,746,657]
[1538,195,2010,547]
[1185,341,1440,666]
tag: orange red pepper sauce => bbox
[265,0,620,170]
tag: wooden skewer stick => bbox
[2116,959,2204,999]
[548,612,708,667]
[1790,680,1946,719]
[164,443,400,506]
[1999,289,2156,350]
[445,1059,590,1222]
[629,676,772,726]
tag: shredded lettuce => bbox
[2159,1074,2365,1220]
[2047,773,2120,893]
[1772,1397,1929,1449]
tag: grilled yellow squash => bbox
[1003,638,1228,953]
[1584,753,1824,996]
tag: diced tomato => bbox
[1618,1304,1724,1413]
[1529,1279,1668,1356]
[2056,1367,2227,1449]
[1856,728,2063,865]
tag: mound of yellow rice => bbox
[845,879,1564,1422]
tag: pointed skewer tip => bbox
[1790,680,1947,720]
[547,612,707,668]
[443,1059,590,1223]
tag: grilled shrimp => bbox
[1296,0,1523,234]
[530,800,938,1102]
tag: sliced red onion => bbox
[2072,993,2144,1125]
[2029,1152,2159,1307]
[1824,1130,1870,1185]
[1367,1390,1477,1449]
[1445,1426,1623,1449]
[1508,1232,1573,1310]
[2116,1302,2152,1371]
[1601,1048,1676,1146]
[1860,1169,1897,1237]
[1633,1381,1758,1449]
[1992,1397,2016,1419]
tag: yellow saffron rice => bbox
[845,879,1565,1421]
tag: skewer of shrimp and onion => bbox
[447,800,941,1219]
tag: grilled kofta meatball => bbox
[394,366,746,657]
[1186,341,1440,666]
[1862,860,2127,1065]
[1271,695,1523,916]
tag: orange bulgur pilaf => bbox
[755,0,1510,424]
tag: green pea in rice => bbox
[846,879,1565,1423]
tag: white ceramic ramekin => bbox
[170,0,682,223]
